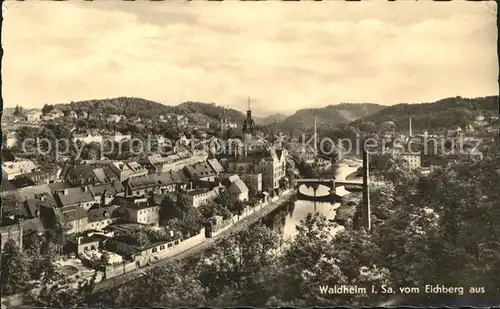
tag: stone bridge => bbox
[294,178,363,190]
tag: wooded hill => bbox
[48,97,246,124]
[350,96,499,132]
[275,103,386,133]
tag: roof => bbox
[88,181,125,196]
[220,174,239,187]
[87,205,121,223]
[1,179,17,192]
[65,165,98,182]
[21,218,45,232]
[127,175,157,190]
[184,188,210,196]
[56,187,94,207]
[183,161,216,179]
[207,159,224,174]
[228,178,249,195]
[75,235,100,245]
[17,184,52,200]
[125,201,158,211]
[93,168,108,183]
[54,205,88,222]
[152,172,177,186]
[2,160,37,175]
[141,154,169,166]
[24,194,57,217]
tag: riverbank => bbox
[1,190,297,308]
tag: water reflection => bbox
[263,161,361,240]
[264,185,345,240]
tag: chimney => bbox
[63,189,68,195]
[361,138,371,232]
[77,236,82,245]
[40,195,46,201]
[409,117,413,137]
[314,114,317,154]
[84,186,88,192]
[18,220,23,253]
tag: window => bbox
[160,245,165,250]
[168,243,173,248]
[152,247,158,253]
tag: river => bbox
[263,159,361,240]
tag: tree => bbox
[13,105,25,117]
[196,224,281,305]
[378,121,396,133]
[42,104,55,115]
[29,272,98,307]
[1,239,30,295]
[358,121,377,134]
[95,263,206,307]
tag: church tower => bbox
[242,97,256,157]
[221,106,227,139]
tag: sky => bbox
[2,1,498,115]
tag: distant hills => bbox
[19,95,499,134]
[255,113,288,125]
[275,103,386,133]
[350,96,499,132]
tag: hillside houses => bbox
[73,132,103,144]
[102,131,131,143]
[25,110,42,122]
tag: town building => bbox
[55,187,96,210]
[5,132,17,148]
[207,158,224,177]
[400,153,422,170]
[106,114,122,123]
[86,205,122,231]
[64,165,116,186]
[68,111,78,119]
[192,122,210,131]
[78,111,89,119]
[179,187,219,208]
[68,236,101,254]
[109,161,148,182]
[124,175,158,197]
[103,132,131,143]
[25,110,42,122]
[2,159,38,180]
[73,132,103,144]
[88,181,125,205]
[222,175,250,202]
[175,115,189,128]
[183,161,217,181]
[22,170,60,186]
[123,197,160,226]
[225,147,287,191]
[238,173,262,197]
[39,204,89,234]
[139,154,171,174]
[151,171,185,194]
[242,97,256,157]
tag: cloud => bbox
[2,1,498,115]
